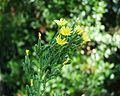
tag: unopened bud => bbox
[38,32,41,40]
[25,49,29,56]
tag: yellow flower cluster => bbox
[56,35,68,46]
[55,18,90,46]
[55,18,70,46]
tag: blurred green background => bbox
[0,0,120,96]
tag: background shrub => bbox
[0,0,120,96]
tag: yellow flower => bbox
[82,33,90,43]
[75,25,84,35]
[56,35,68,46]
[54,18,67,26]
[25,49,29,56]
[63,58,70,65]
[60,26,71,36]
[38,32,41,40]
[30,79,33,86]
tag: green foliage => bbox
[46,32,120,96]
[103,0,120,29]
[23,19,86,96]
[42,11,120,95]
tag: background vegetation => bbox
[0,0,120,96]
